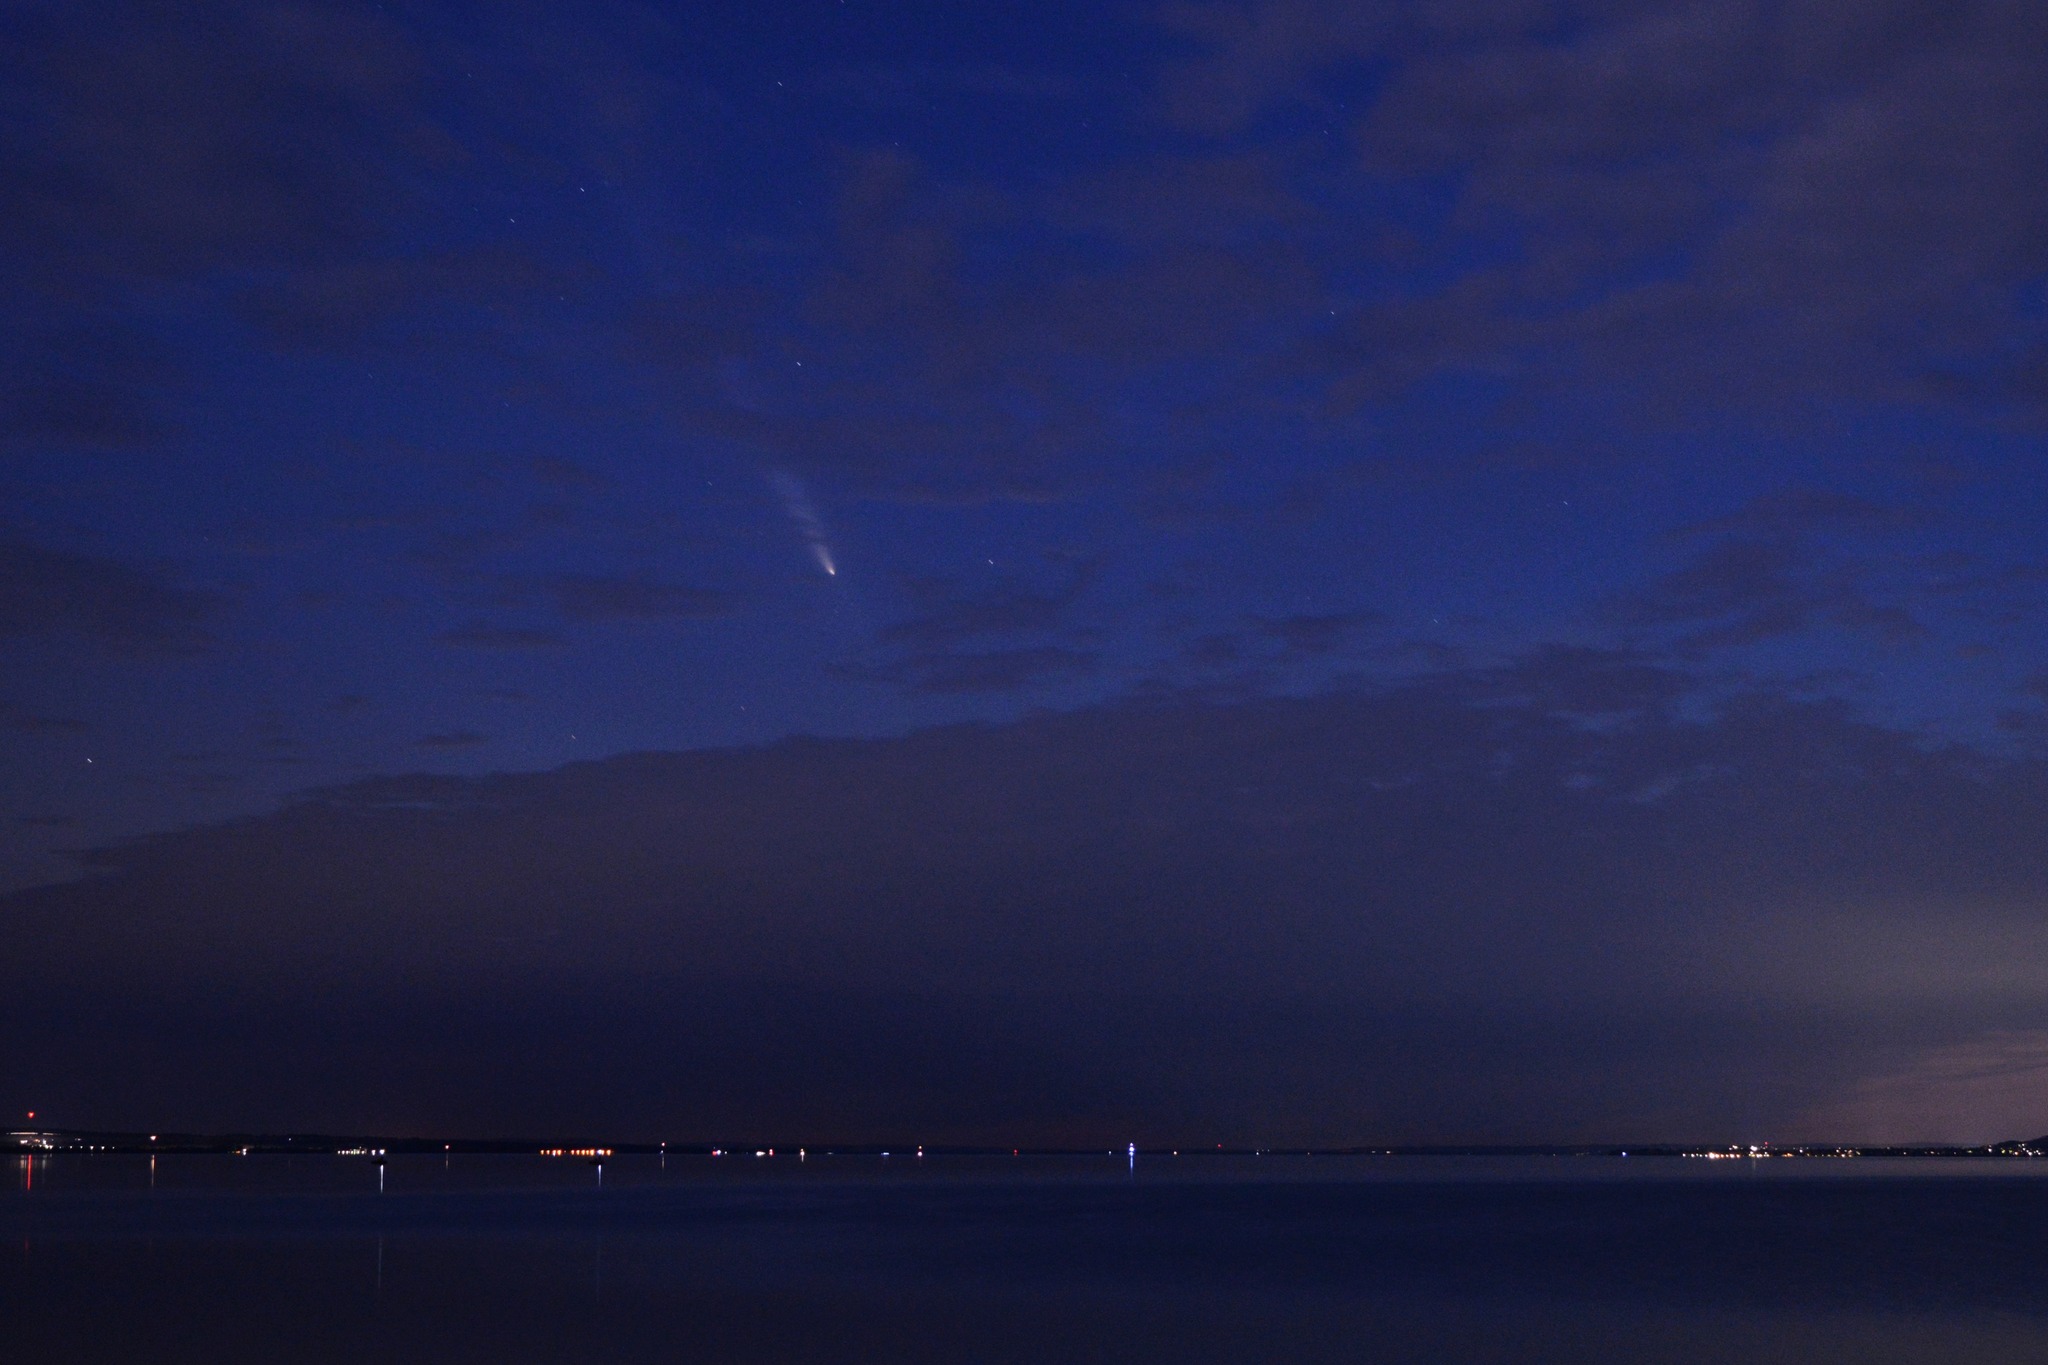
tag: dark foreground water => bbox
[8,1152,2048,1363]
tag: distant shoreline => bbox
[11,1130,2047,1161]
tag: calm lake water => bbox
[8,1152,2048,1362]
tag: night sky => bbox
[6,0,2048,1146]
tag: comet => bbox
[770,468,837,577]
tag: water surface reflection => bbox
[6,1154,2048,1363]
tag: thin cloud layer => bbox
[0,541,218,654]
[9,656,2048,1142]
[545,574,736,623]
[1166,0,2048,421]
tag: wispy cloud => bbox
[437,625,566,650]
[0,540,218,655]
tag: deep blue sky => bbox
[6,0,2048,1144]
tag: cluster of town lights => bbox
[8,1120,2043,1162]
